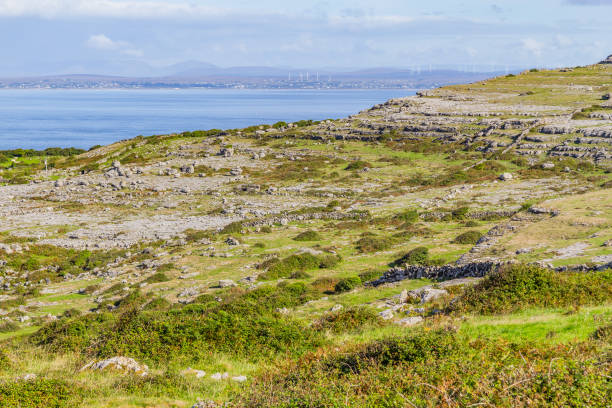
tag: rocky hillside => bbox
[0,59,610,407]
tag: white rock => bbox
[218,279,237,288]
[330,304,344,312]
[210,372,230,380]
[378,309,394,320]
[80,356,148,376]
[396,316,424,326]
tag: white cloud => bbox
[0,0,226,19]
[87,34,143,57]
[521,38,545,56]
[87,34,122,50]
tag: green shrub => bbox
[452,230,483,244]
[450,264,612,314]
[345,161,371,171]
[358,269,383,283]
[390,246,429,267]
[0,349,10,370]
[221,221,244,235]
[259,253,340,280]
[0,379,82,408]
[318,254,341,269]
[393,209,419,224]
[0,320,18,333]
[334,276,362,293]
[32,312,117,353]
[355,236,393,253]
[144,272,170,284]
[24,256,41,271]
[451,206,470,220]
[313,307,383,333]
[235,329,609,408]
[95,284,323,363]
[293,230,322,241]
[143,297,172,311]
[184,229,213,242]
[289,270,311,279]
[311,277,339,293]
[590,324,611,342]
[62,308,82,318]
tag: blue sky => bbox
[0,0,611,76]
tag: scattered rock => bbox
[218,279,237,288]
[541,162,555,169]
[407,287,448,304]
[529,207,560,216]
[499,173,513,181]
[16,373,37,381]
[210,372,229,380]
[398,289,409,303]
[378,309,394,320]
[396,316,424,326]
[182,368,206,378]
[225,237,240,246]
[80,357,148,376]
[330,304,344,312]
[191,400,219,408]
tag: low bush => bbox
[184,229,213,242]
[358,269,383,283]
[450,264,612,314]
[0,379,83,408]
[62,308,82,318]
[289,270,311,279]
[33,282,324,365]
[0,349,10,370]
[590,324,611,342]
[393,209,419,224]
[144,272,170,284]
[451,206,470,220]
[345,160,371,171]
[452,230,483,244]
[259,253,340,280]
[235,329,609,408]
[355,236,393,253]
[220,221,244,235]
[313,307,383,333]
[390,246,429,267]
[334,276,362,293]
[311,277,339,293]
[293,230,322,241]
[0,320,19,333]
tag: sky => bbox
[0,0,611,76]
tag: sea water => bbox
[0,88,416,150]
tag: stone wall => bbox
[366,261,501,286]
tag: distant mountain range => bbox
[0,61,517,89]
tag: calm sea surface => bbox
[0,88,416,150]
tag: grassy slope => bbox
[0,64,611,407]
